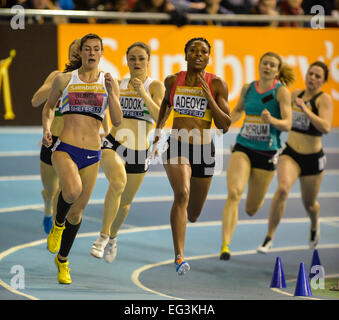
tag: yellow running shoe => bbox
[47,221,65,253]
[54,256,72,284]
[219,242,231,260]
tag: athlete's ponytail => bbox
[278,62,296,87]
[63,39,81,73]
[63,58,82,73]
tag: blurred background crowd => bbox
[0,0,338,26]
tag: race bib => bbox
[68,84,105,114]
[241,115,270,141]
[292,103,311,131]
[173,86,208,119]
[120,90,145,118]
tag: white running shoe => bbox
[176,261,190,276]
[175,255,190,276]
[309,227,320,249]
[257,237,273,254]
[90,233,109,259]
[104,238,118,263]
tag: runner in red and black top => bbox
[152,37,231,275]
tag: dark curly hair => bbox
[184,38,211,56]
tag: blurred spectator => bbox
[133,0,174,14]
[73,0,106,23]
[104,0,129,11]
[2,0,27,8]
[104,0,130,23]
[170,0,206,13]
[57,0,74,9]
[221,0,257,13]
[248,0,279,26]
[22,0,67,23]
[220,0,258,25]
[73,0,105,10]
[279,0,304,27]
[192,0,236,25]
[330,0,339,27]
[132,0,188,26]
[126,0,138,10]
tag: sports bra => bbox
[119,76,155,124]
[170,71,216,123]
[59,69,108,121]
[291,90,323,136]
[236,80,283,151]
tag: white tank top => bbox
[119,76,155,124]
[59,69,108,121]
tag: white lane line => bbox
[0,204,44,213]
[131,243,339,301]
[1,220,338,301]
[2,192,339,214]
[0,127,43,133]
[0,151,40,157]
[2,168,339,181]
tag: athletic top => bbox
[59,69,108,121]
[170,71,216,123]
[119,76,155,124]
[236,80,283,151]
[291,90,323,136]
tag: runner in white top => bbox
[42,33,122,284]
[90,42,165,262]
[32,39,81,234]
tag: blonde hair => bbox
[260,52,296,87]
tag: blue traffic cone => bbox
[270,257,286,288]
[294,262,312,296]
[309,249,322,279]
